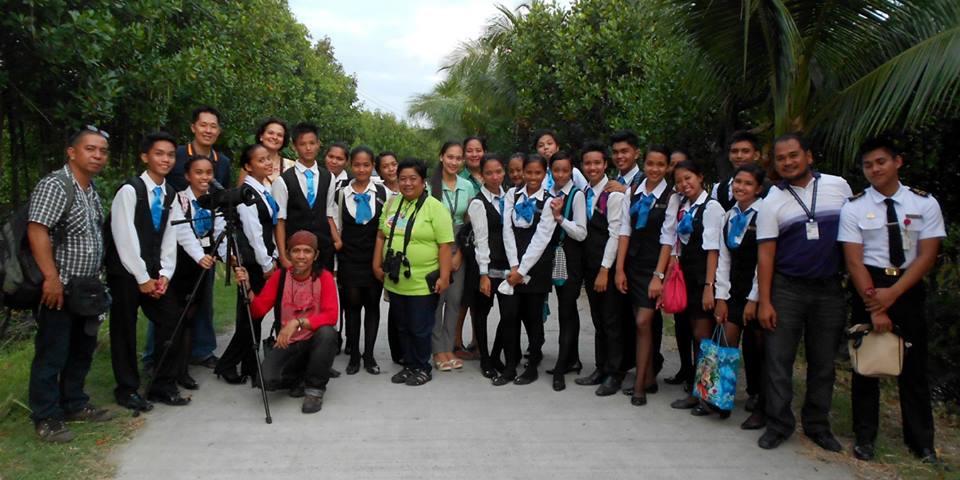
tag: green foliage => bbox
[353,110,441,163]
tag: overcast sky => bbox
[288,0,524,122]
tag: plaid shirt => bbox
[27,165,105,283]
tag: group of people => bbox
[25,106,945,467]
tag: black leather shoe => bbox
[630,395,647,406]
[190,355,219,369]
[117,393,153,412]
[546,360,582,376]
[215,370,247,385]
[492,372,516,386]
[691,404,711,416]
[514,366,539,385]
[302,390,324,414]
[177,374,199,390]
[480,360,499,379]
[147,390,191,406]
[853,443,875,461]
[670,396,699,410]
[574,369,604,386]
[663,371,687,385]
[914,447,940,464]
[758,430,788,450]
[552,375,565,392]
[595,376,622,396]
[744,394,758,412]
[740,412,766,430]
[805,431,842,452]
[346,362,360,375]
[365,364,381,375]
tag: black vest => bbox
[551,188,584,284]
[105,177,176,278]
[583,189,612,271]
[336,184,386,286]
[475,194,509,271]
[236,192,277,268]
[722,211,759,300]
[512,191,556,293]
[280,167,332,248]
[678,198,720,286]
[626,184,671,271]
[716,178,735,211]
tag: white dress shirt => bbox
[616,165,641,186]
[660,190,724,254]
[549,180,587,241]
[715,198,762,301]
[239,175,276,273]
[467,185,506,275]
[587,177,624,269]
[333,179,382,230]
[271,161,337,220]
[111,172,179,284]
[619,177,669,236]
[174,187,227,263]
[503,185,557,276]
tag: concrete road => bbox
[113,291,854,480]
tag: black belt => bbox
[865,265,905,278]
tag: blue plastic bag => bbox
[693,326,741,411]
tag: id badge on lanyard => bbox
[786,177,819,241]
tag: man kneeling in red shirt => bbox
[235,231,339,413]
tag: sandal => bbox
[436,360,453,372]
[449,358,464,369]
[405,370,432,386]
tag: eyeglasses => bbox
[84,124,110,139]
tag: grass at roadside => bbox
[0,274,237,480]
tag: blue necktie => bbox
[514,195,536,223]
[585,188,595,220]
[263,191,279,225]
[677,205,697,236]
[304,169,316,207]
[726,207,751,249]
[630,192,656,229]
[192,199,213,237]
[497,196,505,223]
[545,171,555,191]
[151,186,163,231]
[354,192,372,224]
[617,175,626,185]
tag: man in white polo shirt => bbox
[755,133,852,452]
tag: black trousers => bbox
[108,273,183,397]
[216,264,267,378]
[343,283,383,365]
[553,279,582,373]
[29,306,98,422]
[261,326,339,393]
[503,291,547,374]
[584,268,621,377]
[471,277,515,369]
[851,269,934,452]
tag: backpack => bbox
[1,170,76,310]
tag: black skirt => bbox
[625,254,656,310]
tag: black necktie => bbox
[884,198,905,267]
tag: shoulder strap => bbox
[271,268,287,337]
[400,193,429,256]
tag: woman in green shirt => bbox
[373,159,453,386]
[428,141,476,371]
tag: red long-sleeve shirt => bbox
[250,269,339,344]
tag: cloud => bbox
[385,0,508,69]
[289,5,378,39]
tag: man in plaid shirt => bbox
[26,127,115,443]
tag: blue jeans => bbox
[29,307,98,422]
[390,293,438,372]
[143,271,216,364]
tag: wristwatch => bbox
[653,271,665,280]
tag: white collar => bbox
[294,161,319,175]
[244,175,268,193]
[140,171,165,191]
[332,169,349,181]
[683,190,709,208]
[619,165,640,183]
[482,185,504,201]
[733,198,762,214]
[638,178,668,198]
[520,185,546,201]
[348,179,377,194]
[588,176,609,194]
[552,180,574,196]
[866,183,905,205]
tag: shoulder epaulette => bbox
[909,187,930,197]
[848,191,866,201]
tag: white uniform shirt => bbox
[549,180,587,242]
[271,161,337,221]
[333,179,382,231]
[174,188,227,263]
[588,177,624,269]
[715,198,762,301]
[238,176,276,273]
[111,172,180,284]
[467,185,506,275]
[838,183,945,269]
[660,190,724,254]
[503,185,557,276]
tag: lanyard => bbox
[785,176,819,222]
[443,188,460,221]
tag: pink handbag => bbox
[660,261,687,314]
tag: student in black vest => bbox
[468,153,513,380]
[500,154,557,386]
[614,145,673,405]
[714,164,766,428]
[272,123,338,271]
[166,155,224,390]
[334,146,387,375]
[214,144,278,385]
[545,151,587,391]
[576,142,625,391]
[106,131,188,410]
[712,131,762,211]
[660,160,725,414]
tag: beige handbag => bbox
[847,324,908,377]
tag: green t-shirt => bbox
[428,176,477,226]
[380,195,455,296]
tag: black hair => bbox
[580,140,610,161]
[431,140,463,200]
[463,135,487,151]
[480,152,506,171]
[350,145,375,163]
[732,163,766,185]
[523,153,548,171]
[397,158,427,180]
[291,122,320,144]
[68,127,108,147]
[646,144,671,160]
[609,129,640,149]
[240,143,268,167]
[670,147,690,160]
[509,152,527,164]
[530,128,559,152]
[858,136,900,160]
[255,117,289,150]
[773,132,811,152]
[191,105,222,124]
[139,131,177,155]
[183,155,214,173]
[549,150,575,168]
[672,159,704,177]
[375,151,397,172]
[324,141,350,159]
[727,130,761,152]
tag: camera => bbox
[383,249,410,283]
[196,181,259,211]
